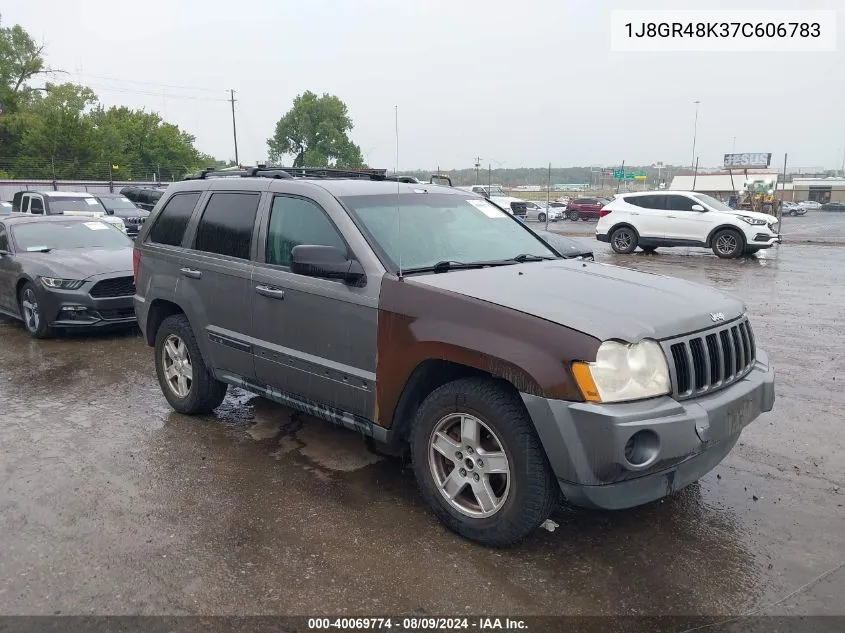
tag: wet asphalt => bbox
[0,231,843,617]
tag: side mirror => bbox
[691,204,705,212]
[291,245,365,284]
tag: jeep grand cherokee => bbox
[132,167,775,547]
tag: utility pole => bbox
[230,89,239,166]
[474,156,482,184]
[691,100,701,169]
[692,157,700,190]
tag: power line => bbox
[81,82,230,102]
[70,72,224,93]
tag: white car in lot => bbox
[798,200,822,210]
[524,201,560,222]
[596,191,781,259]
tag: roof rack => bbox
[182,165,402,182]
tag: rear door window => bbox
[193,192,260,260]
[666,195,696,211]
[147,192,201,246]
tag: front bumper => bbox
[750,231,781,246]
[521,350,775,510]
[36,280,137,328]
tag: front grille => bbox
[97,307,136,320]
[510,201,527,216]
[90,276,136,298]
[664,317,756,399]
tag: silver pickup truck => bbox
[132,167,775,547]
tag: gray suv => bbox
[133,167,775,546]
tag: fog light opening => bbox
[624,430,660,467]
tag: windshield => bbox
[47,197,107,214]
[100,196,138,210]
[12,221,132,251]
[693,193,735,213]
[342,193,557,271]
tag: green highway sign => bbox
[613,169,647,180]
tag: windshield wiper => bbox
[508,253,555,263]
[402,259,519,275]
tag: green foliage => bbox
[267,91,364,168]
[0,19,222,181]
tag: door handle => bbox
[180,268,202,279]
[255,285,285,300]
[667,215,677,218]
[630,212,640,215]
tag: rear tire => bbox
[538,212,546,223]
[610,226,638,254]
[568,210,580,221]
[154,314,227,414]
[411,378,559,547]
[711,229,744,259]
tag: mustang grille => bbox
[90,276,136,298]
[663,316,756,400]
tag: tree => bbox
[0,16,53,113]
[267,91,364,168]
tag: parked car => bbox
[821,202,845,212]
[533,230,593,260]
[0,215,137,338]
[11,191,127,233]
[781,202,807,217]
[95,193,150,237]
[524,201,560,222]
[565,197,605,221]
[456,185,528,219]
[597,191,781,258]
[133,167,775,547]
[798,200,822,210]
[120,186,167,211]
[0,201,12,215]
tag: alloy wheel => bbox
[613,230,633,251]
[428,413,511,518]
[162,334,193,398]
[21,289,40,333]
[716,233,737,255]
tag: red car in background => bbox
[566,197,606,221]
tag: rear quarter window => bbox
[147,192,201,247]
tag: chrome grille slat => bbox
[662,316,756,400]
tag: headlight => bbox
[572,340,670,403]
[738,216,767,226]
[40,277,84,290]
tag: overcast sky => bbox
[5,0,843,170]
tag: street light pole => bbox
[691,100,701,169]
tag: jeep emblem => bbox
[710,312,726,322]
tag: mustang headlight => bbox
[40,277,85,290]
[572,340,670,403]
[738,216,767,226]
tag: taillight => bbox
[133,248,140,281]
[599,209,612,218]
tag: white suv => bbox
[596,191,781,259]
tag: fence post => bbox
[109,163,114,193]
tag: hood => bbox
[19,247,133,280]
[409,260,745,342]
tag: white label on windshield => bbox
[85,198,99,205]
[84,222,109,230]
[26,246,50,252]
[467,199,506,218]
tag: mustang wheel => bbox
[18,282,53,339]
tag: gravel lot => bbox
[0,238,843,618]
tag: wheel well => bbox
[609,222,639,237]
[706,224,745,247]
[15,277,34,303]
[144,299,184,346]
[387,360,516,446]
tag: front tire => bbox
[610,226,638,254]
[18,282,53,339]
[154,314,227,414]
[538,212,546,223]
[711,228,744,259]
[411,378,558,547]
[568,210,580,221]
